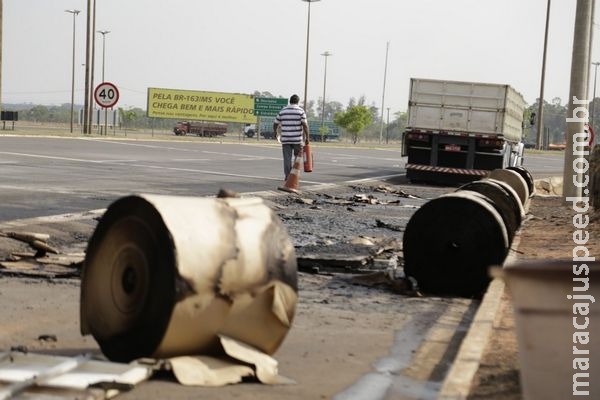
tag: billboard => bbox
[147,88,257,124]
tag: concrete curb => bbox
[437,235,521,399]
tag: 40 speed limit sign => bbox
[94,82,120,108]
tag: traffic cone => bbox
[278,153,302,193]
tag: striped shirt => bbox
[275,104,307,144]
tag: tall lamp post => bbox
[379,41,390,144]
[1,0,4,118]
[591,61,600,133]
[301,0,321,112]
[386,107,390,144]
[536,0,551,150]
[97,30,110,135]
[65,9,80,133]
[320,51,332,130]
[97,30,110,82]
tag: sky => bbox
[1,0,595,115]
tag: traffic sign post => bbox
[254,97,288,117]
[94,82,119,108]
[94,82,119,136]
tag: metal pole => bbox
[88,0,96,134]
[0,0,3,119]
[320,51,331,130]
[536,0,551,150]
[587,0,595,101]
[591,62,600,133]
[301,0,320,112]
[98,30,109,135]
[66,10,80,134]
[97,30,109,82]
[379,41,389,144]
[386,107,390,144]
[563,0,593,200]
[83,0,91,134]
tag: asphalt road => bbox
[0,136,403,221]
[0,134,567,399]
[0,134,563,221]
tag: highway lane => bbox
[0,136,405,221]
[522,151,565,179]
[0,135,565,221]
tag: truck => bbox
[244,118,340,141]
[402,78,526,184]
[173,121,228,137]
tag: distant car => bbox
[548,143,566,151]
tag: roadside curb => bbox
[438,176,564,398]
[437,234,520,399]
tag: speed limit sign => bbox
[94,82,119,108]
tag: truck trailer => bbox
[173,121,228,137]
[402,78,526,184]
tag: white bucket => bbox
[503,260,600,399]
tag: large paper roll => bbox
[81,194,297,363]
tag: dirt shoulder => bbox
[468,195,600,399]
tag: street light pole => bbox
[65,9,80,134]
[379,41,390,144]
[386,107,390,144]
[97,30,110,82]
[301,0,321,112]
[536,0,551,150]
[97,30,110,135]
[320,51,332,130]
[83,0,95,135]
[563,0,593,200]
[0,0,4,118]
[87,0,97,134]
[591,61,600,133]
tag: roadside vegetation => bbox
[1,95,577,145]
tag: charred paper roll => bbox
[506,166,535,199]
[457,179,523,242]
[81,194,298,363]
[487,168,530,212]
[403,191,509,297]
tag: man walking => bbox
[273,94,310,181]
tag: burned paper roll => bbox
[506,166,535,199]
[487,168,530,212]
[457,179,523,242]
[403,191,509,297]
[81,194,298,363]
